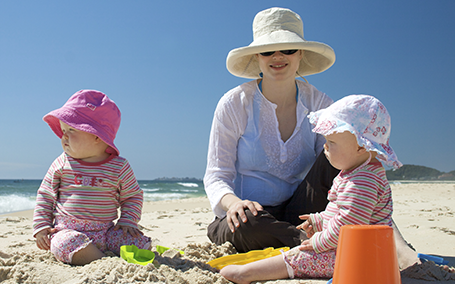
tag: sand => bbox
[0,183,454,283]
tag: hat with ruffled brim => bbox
[226,7,336,79]
[308,95,402,170]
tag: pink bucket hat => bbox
[308,95,402,169]
[43,90,121,156]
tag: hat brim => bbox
[227,40,335,79]
[43,111,120,156]
[309,111,402,170]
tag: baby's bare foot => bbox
[396,244,419,269]
[220,265,251,284]
[442,265,455,273]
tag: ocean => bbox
[0,179,206,215]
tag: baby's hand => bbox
[296,214,315,238]
[34,228,57,250]
[299,239,314,251]
[113,224,143,238]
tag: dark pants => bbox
[207,152,340,253]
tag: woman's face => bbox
[257,50,303,81]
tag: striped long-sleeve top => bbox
[309,161,393,253]
[33,152,143,236]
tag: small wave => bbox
[177,182,199,188]
[142,188,160,192]
[0,195,36,214]
[171,189,198,193]
[143,192,188,202]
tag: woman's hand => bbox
[222,194,263,233]
[35,228,57,250]
[296,214,315,238]
[113,224,144,238]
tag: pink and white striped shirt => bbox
[309,161,393,253]
[33,152,143,236]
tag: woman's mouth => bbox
[270,63,288,71]
[271,64,287,68]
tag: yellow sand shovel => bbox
[207,247,289,270]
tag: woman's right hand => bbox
[34,228,57,250]
[223,195,263,233]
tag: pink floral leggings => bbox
[50,216,151,264]
[283,246,336,279]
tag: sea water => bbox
[0,179,206,215]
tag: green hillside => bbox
[386,165,455,180]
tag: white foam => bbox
[171,188,198,193]
[0,195,36,214]
[142,188,160,192]
[143,193,188,202]
[177,182,199,187]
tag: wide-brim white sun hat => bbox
[308,95,403,170]
[226,7,336,79]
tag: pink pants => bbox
[50,216,151,264]
[283,246,336,279]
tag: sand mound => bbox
[0,242,236,284]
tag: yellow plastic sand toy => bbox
[207,247,289,270]
[120,245,155,266]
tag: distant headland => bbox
[386,165,455,181]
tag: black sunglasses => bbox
[259,50,299,56]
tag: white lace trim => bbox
[256,88,305,180]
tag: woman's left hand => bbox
[299,239,314,251]
[113,224,143,238]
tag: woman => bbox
[204,7,418,269]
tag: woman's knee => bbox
[234,210,275,235]
[207,210,274,243]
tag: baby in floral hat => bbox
[221,94,401,282]
[309,94,402,170]
[33,90,151,265]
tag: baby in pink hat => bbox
[32,90,151,265]
[221,95,401,282]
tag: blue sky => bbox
[1,1,454,180]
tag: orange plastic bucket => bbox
[332,225,400,284]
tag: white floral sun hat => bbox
[308,94,402,169]
[226,7,336,79]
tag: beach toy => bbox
[120,245,155,266]
[332,225,400,284]
[207,247,289,270]
[156,245,184,255]
[418,253,449,265]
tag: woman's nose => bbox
[272,51,284,57]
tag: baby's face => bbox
[59,121,100,161]
[323,131,362,171]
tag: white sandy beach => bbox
[0,183,454,283]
